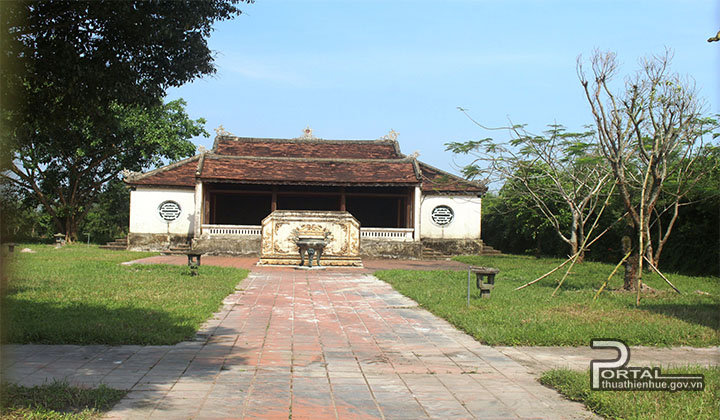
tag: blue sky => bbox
[166,0,719,182]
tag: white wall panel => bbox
[420,195,481,239]
[129,187,196,235]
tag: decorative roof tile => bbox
[127,136,484,194]
[200,156,418,185]
[125,155,199,187]
[213,136,402,159]
[419,162,487,194]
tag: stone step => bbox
[421,247,451,260]
[98,245,127,251]
[101,236,128,250]
[481,245,503,255]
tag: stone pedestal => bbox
[259,210,362,267]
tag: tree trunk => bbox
[569,211,584,262]
[64,216,79,243]
[621,235,638,291]
[571,241,585,263]
[577,219,586,263]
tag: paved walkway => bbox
[2,269,598,420]
[496,346,719,376]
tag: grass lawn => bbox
[374,254,719,346]
[2,244,248,345]
[539,366,719,420]
[0,381,126,420]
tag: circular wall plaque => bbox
[158,200,182,221]
[431,205,454,226]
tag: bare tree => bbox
[447,116,610,260]
[578,49,718,292]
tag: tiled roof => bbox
[126,155,199,187]
[127,137,484,195]
[214,136,402,159]
[419,162,487,194]
[200,156,419,185]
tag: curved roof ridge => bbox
[212,135,398,149]
[417,161,487,195]
[203,154,416,163]
[123,154,200,183]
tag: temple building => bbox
[124,130,489,262]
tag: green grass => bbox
[2,244,248,345]
[0,381,126,420]
[374,254,719,346]
[539,366,720,420]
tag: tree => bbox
[447,119,609,260]
[0,181,54,242]
[656,146,720,276]
[1,1,249,157]
[79,178,131,244]
[0,0,251,240]
[1,99,207,240]
[578,49,719,291]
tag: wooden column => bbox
[413,186,421,241]
[193,181,203,237]
[211,194,217,224]
[405,195,412,228]
[340,187,346,211]
[397,198,402,227]
[203,189,210,226]
[271,186,277,212]
[478,196,483,239]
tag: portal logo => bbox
[590,339,705,392]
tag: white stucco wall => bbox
[129,187,196,235]
[420,195,482,239]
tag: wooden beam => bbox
[207,189,273,195]
[345,192,409,198]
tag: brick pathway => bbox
[2,269,598,420]
[496,346,720,375]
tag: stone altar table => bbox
[259,210,362,267]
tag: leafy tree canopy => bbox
[3,99,207,240]
[447,120,610,259]
[1,0,251,167]
[0,1,252,240]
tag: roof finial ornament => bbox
[409,150,420,159]
[381,129,398,141]
[300,126,315,139]
[214,125,232,137]
[121,168,141,180]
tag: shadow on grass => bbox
[640,303,720,331]
[3,298,197,345]
[0,380,127,417]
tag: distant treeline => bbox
[1,179,129,246]
[481,186,719,277]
